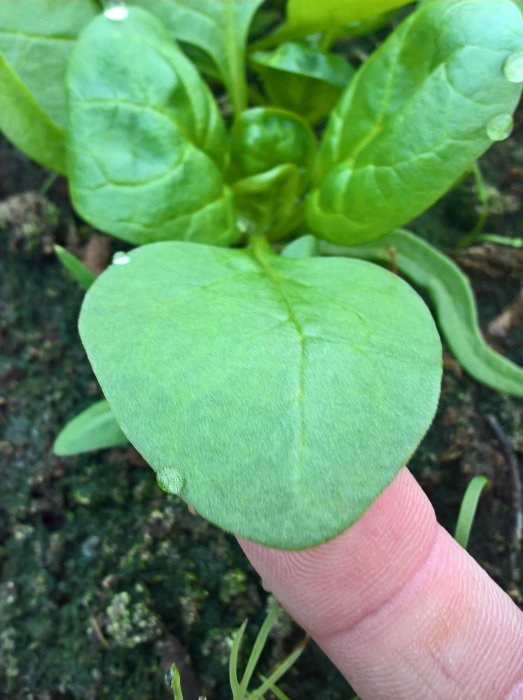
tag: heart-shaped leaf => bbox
[79,240,441,548]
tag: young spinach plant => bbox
[1,0,522,550]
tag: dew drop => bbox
[486,113,514,142]
[103,3,128,21]
[503,51,523,83]
[156,469,185,496]
[112,251,131,266]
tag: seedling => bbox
[1,0,522,549]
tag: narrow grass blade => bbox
[55,244,96,291]
[454,475,490,549]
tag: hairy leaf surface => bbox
[308,0,523,245]
[79,241,441,548]
[67,7,237,246]
[322,229,523,396]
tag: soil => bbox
[1,113,522,700]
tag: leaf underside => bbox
[326,229,523,397]
[79,242,441,548]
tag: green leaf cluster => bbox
[1,0,522,548]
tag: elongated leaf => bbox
[54,245,96,291]
[286,0,412,31]
[454,475,489,549]
[0,0,98,171]
[54,400,128,456]
[67,8,237,246]
[321,229,523,396]
[251,43,354,124]
[308,0,523,245]
[79,239,441,548]
[0,54,66,174]
[128,0,264,114]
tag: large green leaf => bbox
[0,0,99,171]
[67,7,237,246]
[322,229,523,396]
[250,42,354,124]
[54,400,128,456]
[308,0,523,245]
[286,0,412,31]
[79,239,441,548]
[128,0,264,115]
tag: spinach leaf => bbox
[128,0,264,115]
[79,239,441,548]
[67,7,237,246]
[54,400,128,456]
[230,108,316,237]
[230,107,316,179]
[233,165,303,239]
[250,42,354,124]
[308,0,523,245]
[0,0,99,171]
[286,0,412,32]
[322,229,523,396]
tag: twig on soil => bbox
[485,415,523,587]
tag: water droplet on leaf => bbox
[104,3,128,21]
[486,113,514,141]
[156,469,185,496]
[112,251,131,266]
[503,51,523,83]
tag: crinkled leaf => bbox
[230,108,316,237]
[286,0,412,31]
[128,0,264,114]
[322,229,523,396]
[54,244,96,291]
[230,107,317,179]
[233,165,303,239]
[0,0,98,170]
[308,0,523,245]
[251,43,354,124]
[79,240,441,548]
[67,7,237,246]
[54,400,128,456]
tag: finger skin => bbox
[239,468,523,700]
